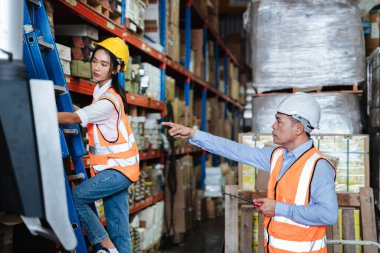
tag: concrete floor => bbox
[159,216,225,253]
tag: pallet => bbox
[125,18,144,36]
[225,186,378,253]
[142,239,160,253]
[254,84,362,97]
[78,0,121,25]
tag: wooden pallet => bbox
[125,18,144,36]
[225,186,378,253]
[78,0,121,25]
[254,84,362,97]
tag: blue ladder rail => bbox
[23,0,88,252]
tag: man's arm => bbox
[275,159,338,226]
[161,122,274,172]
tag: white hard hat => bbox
[277,92,321,131]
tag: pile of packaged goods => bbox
[130,201,164,252]
[55,24,99,79]
[251,93,362,135]
[128,164,164,205]
[129,114,162,152]
[239,133,369,193]
[245,0,364,89]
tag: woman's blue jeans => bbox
[72,169,133,253]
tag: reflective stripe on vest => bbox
[88,88,139,182]
[264,230,327,252]
[92,154,139,171]
[89,134,136,155]
[270,148,284,175]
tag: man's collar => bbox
[284,139,313,159]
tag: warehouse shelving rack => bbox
[54,0,243,189]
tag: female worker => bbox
[58,37,139,253]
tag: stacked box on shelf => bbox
[55,24,99,40]
[44,0,55,38]
[218,58,225,93]
[180,40,195,72]
[192,0,207,18]
[164,156,196,242]
[207,41,215,84]
[145,164,164,196]
[144,0,160,43]
[130,201,164,251]
[71,37,94,61]
[367,10,380,56]
[313,135,369,193]
[145,113,162,150]
[191,29,204,78]
[129,116,146,151]
[55,24,99,79]
[106,0,122,25]
[229,62,239,100]
[56,35,95,62]
[142,62,161,101]
[125,0,146,32]
[207,0,219,34]
[172,98,189,151]
[124,56,134,93]
[165,76,175,101]
[166,0,180,62]
[128,63,143,94]
[56,43,71,75]
[238,133,369,193]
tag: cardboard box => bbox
[55,24,99,40]
[192,0,207,18]
[165,75,175,101]
[167,0,179,26]
[368,10,380,50]
[72,36,93,48]
[60,59,71,75]
[167,24,180,62]
[55,43,71,61]
[70,60,92,79]
[71,47,92,61]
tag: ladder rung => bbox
[24,24,34,34]
[63,129,79,135]
[54,85,66,94]
[67,173,85,182]
[38,37,53,51]
[28,0,42,7]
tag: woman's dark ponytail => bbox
[111,74,128,113]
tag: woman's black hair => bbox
[91,47,128,113]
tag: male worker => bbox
[162,92,338,252]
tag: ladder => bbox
[23,0,88,252]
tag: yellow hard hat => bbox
[94,37,129,72]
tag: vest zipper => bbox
[266,218,272,253]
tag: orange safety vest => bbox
[263,146,334,253]
[87,87,140,182]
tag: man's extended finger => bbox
[161,122,174,127]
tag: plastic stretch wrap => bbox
[246,0,365,88]
[251,93,362,134]
[366,48,380,126]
